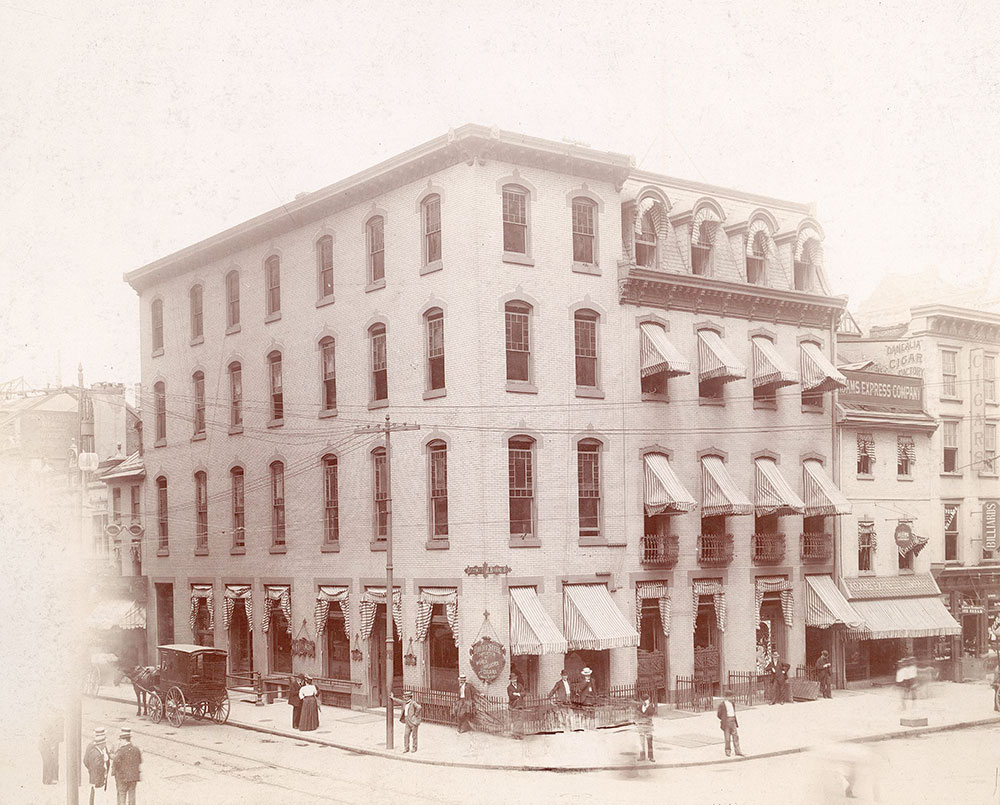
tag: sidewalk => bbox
[97,678,1000,771]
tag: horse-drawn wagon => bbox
[136,644,230,727]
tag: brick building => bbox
[125,125,851,706]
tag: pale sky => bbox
[2,0,999,390]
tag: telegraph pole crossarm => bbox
[354,414,419,750]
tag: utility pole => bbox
[354,414,419,750]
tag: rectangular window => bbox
[986,355,997,404]
[157,479,168,551]
[856,432,875,475]
[505,305,530,382]
[574,313,598,388]
[112,487,122,523]
[502,187,527,254]
[577,443,600,538]
[269,354,283,421]
[429,443,448,538]
[897,435,914,477]
[858,521,875,572]
[271,464,285,546]
[227,272,240,327]
[152,300,164,352]
[232,470,245,548]
[944,505,959,561]
[427,312,445,391]
[193,373,206,435]
[154,383,166,443]
[985,423,997,473]
[572,199,595,264]
[941,350,958,397]
[229,365,243,428]
[321,340,337,411]
[130,485,140,521]
[323,456,339,544]
[195,473,208,551]
[317,236,334,298]
[373,451,388,540]
[371,329,388,402]
[368,217,385,283]
[190,286,203,339]
[424,196,442,264]
[635,213,656,267]
[943,420,959,472]
[266,257,281,315]
[508,440,534,538]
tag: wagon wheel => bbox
[165,686,186,727]
[84,665,100,696]
[192,701,210,720]
[147,692,164,724]
[212,694,231,724]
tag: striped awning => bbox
[509,587,568,656]
[644,453,696,515]
[87,599,146,631]
[800,342,847,392]
[751,337,799,389]
[849,596,961,639]
[805,575,864,630]
[802,459,852,517]
[563,584,639,651]
[639,323,691,378]
[754,457,805,516]
[697,330,746,384]
[701,455,753,517]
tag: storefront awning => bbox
[800,342,847,392]
[644,453,696,515]
[563,583,639,651]
[805,575,864,630]
[751,337,799,389]
[802,459,852,517]
[87,599,146,631]
[849,597,961,639]
[509,586,568,656]
[639,323,691,378]
[754,457,805,516]
[701,455,753,517]
[697,330,746,384]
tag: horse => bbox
[123,666,159,716]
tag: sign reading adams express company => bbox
[840,370,924,411]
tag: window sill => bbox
[152,348,164,358]
[698,397,726,407]
[230,546,246,555]
[318,409,338,419]
[509,536,541,548]
[578,536,607,547]
[420,260,444,276]
[939,396,963,403]
[228,426,244,436]
[423,388,447,400]
[154,439,166,448]
[753,398,778,411]
[370,540,387,552]
[368,399,389,411]
[156,548,169,557]
[575,387,605,399]
[502,252,535,267]
[856,474,875,481]
[265,311,281,324]
[321,542,340,553]
[425,538,450,550]
[225,324,241,336]
[189,335,204,347]
[571,262,601,276]
[316,295,336,309]
[980,472,1000,479]
[641,392,670,403]
[506,381,538,394]
[191,432,206,442]
[899,567,915,575]
[194,547,208,556]
[267,418,284,429]
[269,544,287,555]
[897,475,914,482]
[365,279,386,293]
[940,472,964,478]
[801,403,825,414]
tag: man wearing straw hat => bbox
[83,727,111,804]
[111,727,142,805]
[390,690,423,753]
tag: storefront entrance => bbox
[269,608,292,674]
[325,612,350,680]
[427,605,459,691]
[193,599,214,647]
[694,600,721,694]
[564,650,610,695]
[757,596,787,669]
[638,598,668,702]
[155,583,174,646]
[369,605,402,707]
[229,603,252,673]
[510,654,539,695]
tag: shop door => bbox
[694,600,721,693]
[326,613,350,680]
[229,603,253,673]
[369,605,402,706]
[428,605,458,691]
[194,600,214,647]
[155,584,174,646]
[757,597,787,667]
[510,655,539,695]
[638,598,668,702]
[269,608,292,674]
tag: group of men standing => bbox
[83,726,142,805]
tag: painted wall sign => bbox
[985,500,998,553]
[970,348,987,475]
[469,636,506,684]
[464,563,512,577]
[840,370,924,411]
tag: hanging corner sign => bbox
[469,636,506,684]
[894,522,913,550]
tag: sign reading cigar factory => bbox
[469,636,506,684]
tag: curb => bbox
[93,692,1000,773]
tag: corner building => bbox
[126,125,849,707]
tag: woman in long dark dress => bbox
[298,676,320,731]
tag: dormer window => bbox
[746,231,767,285]
[794,236,821,291]
[635,211,657,267]
[692,221,715,276]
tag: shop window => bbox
[193,599,213,646]
[945,505,959,561]
[325,612,350,680]
[269,606,292,674]
[428,605,459,691]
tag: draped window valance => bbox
[755,576,794,628]
[692,580,726,633]
[414,587,459,646]
[262,585,292,634]
[189,584,214,632]
[635,582,671,637]
[223,585,252,631]
[314,586,351,639]
[360,587,402,641]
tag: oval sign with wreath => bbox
[469,636,506,684]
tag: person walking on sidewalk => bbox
[635,694,655,762]
[83,727,111,805]
[816,650,833,699]
[391,690,423,753]
[454,674,477,733]
[507,673,525,739]
[288,673,304,729]
[110,728,142,805]
[298,676,321,731]
[769,654,790,705]
[716,690,744,758]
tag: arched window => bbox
[190,285,204,339]
[320,337,337,412]
[323,454,339,545]
[572,197,597,264]
[635,211,657,267]
[153,381,166,443]
[192,371,206,435]
[270,461,285,546]
[504,302,532,383]
[151,299,164,353]
[747,231,767,285]
[577,440,601,539]
[231,466,245,548]
[194,471,208,552]
[268,351,283,422]
[155,476,168,551]
[508,436,535,540]
[265,255,281,316]
[428,440,448,538]
[502,185,528,254]
[228,362,243,429]
[370,324,388,403]
[422,195,442,264]
[372,447,388,540]
[574,309,599,389]
[425,309,445,392]
[226,270,240,328]
[692,220,716,275]
[367,216,385,284]
[316,236,334,299]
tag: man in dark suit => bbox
[769,654,790,705]
[716,689,744,757]
[455,674,477,733]
[815,650,833,698]
[288,673,304,729]
[548,669,572,730]
[507,673,525,739]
